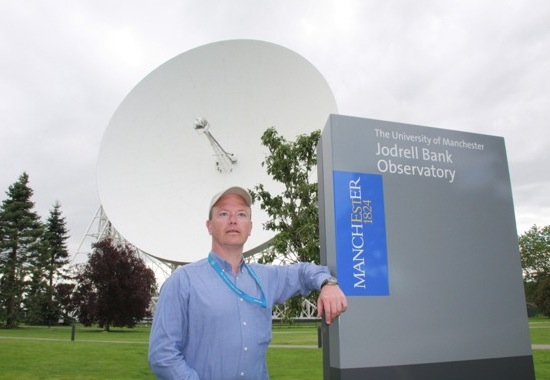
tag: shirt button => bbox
[243,321,247,326]
[240,372,245,377]
[244,346,248,351]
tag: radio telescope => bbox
[97,40,338,264]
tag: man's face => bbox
[207,193,253,249]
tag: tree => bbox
[0,173,44,328]
[73,239,157,331]
[43,201,70,287]
[25,201,70,326]
[520,225,550,282]
[520,224,550,315]
[55,281,78,324]
[250,127,321,264]
[249,127,321,320]
[534,276,550,317]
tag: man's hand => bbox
[317,285,348,324]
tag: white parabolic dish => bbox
[97,40,338,263]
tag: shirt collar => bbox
[209,251,246,273]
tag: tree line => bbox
[0,172,156,330]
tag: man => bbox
[149,186,347,379]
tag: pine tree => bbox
[25,201,70,326]
[0,173,44,328]
[44,202,70,325]
[44,202,70,284]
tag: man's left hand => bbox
[317,285,348,324]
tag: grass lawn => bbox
[530,316,550,380]
[0,325,153,380]
[0,320,549,379]
[0,324,321,379]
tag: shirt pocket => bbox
[252,307,273,345]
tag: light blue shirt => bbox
[148,251,330,380]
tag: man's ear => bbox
[206,220,212,235]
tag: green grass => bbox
[530,316,550,380]
[1,320,550,379]
[0,325,153,380]
[530,316,550,344]
[268,325,322,379]
[0,339,153,379]
[0,324,321,379]
[267,348,321,379]
[271,325,320,346]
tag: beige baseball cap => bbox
[209,186,252,217]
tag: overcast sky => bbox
[1,0,549,259]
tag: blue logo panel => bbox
[333,171,389,296]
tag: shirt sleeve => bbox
[267,263,331,305]
[148,270,200,380]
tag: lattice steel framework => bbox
[75,207,320,320]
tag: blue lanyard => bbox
[208,254,267,308]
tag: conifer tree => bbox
[45,202,70,324]
[0,173,44,328]
[26,201,70,326]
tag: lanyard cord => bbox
[208,253,267,308]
